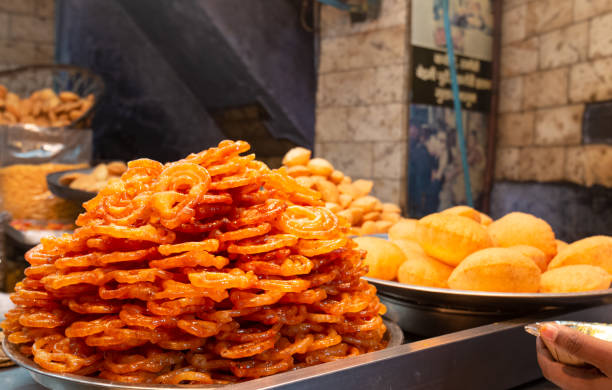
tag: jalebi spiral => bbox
[2,140,387,384]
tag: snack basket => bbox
[0,64,105,129]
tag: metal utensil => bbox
[2,319,403,390]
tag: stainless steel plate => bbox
[4,220,72,247]
[366,277,612,312]
[2,319,403,390]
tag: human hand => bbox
[536,323,612,390]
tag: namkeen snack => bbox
[353,236,406,281]
[3,140,387,384]
[448,248,541,293]
[548,236,612,274]
[415,213,493,267]
[281,147,401,235]
[60,161,127,193]
[0,163,87,221]
[487,212,557,260]
[0,85,94,127]
[540,265,611,293]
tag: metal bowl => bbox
[368,277,612,336]
[47,168,96,204]
[381,294,522,337]
[2,319,403,390]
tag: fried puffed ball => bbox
[351,196,380,213]
[397,253,453,288]
[478,212,493,226]
[487,212,557,260]
[352,180,374,198]
[440,206,492,226]
[353,236,406,280]
[282,147,311,166]
[441,205,482,223]
[508,245,548,272]
[307,158,333,177]
[540,265,611,293]
[548,236,612,274]
[556,239,568,253]
[392,239,426,258]
[448,248,541,293]
[416,213,493,267]
[382,203,401,214]
[388,218,418,242]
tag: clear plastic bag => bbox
[0,124,92,221]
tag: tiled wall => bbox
[315,0,410,207]
[0,0,55,68]
[496,0,612,187]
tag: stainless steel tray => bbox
[4,221,73,247]
[2,319,403,390]
[366,277,612,312]
[4,306,612,390]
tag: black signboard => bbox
[411,45,492,112]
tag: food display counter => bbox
[1,2,611,387]
[2,304,611,389]
[0,142,610,389]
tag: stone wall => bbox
[496,0,612,187]
[0,0,55,68]
[315,0,410,207]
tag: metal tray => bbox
[366,277,612,312]
[4,220,73,247]
[2,319,403,390]
[47,168,96,204]
[4,306,612,390]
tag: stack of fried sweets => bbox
[2,140,387,385]
[281,147,402,235]
[356,206,612,293]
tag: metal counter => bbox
[3,304,610,390]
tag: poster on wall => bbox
[411,0,493,61]
[408,104,487,217]
[412,45,492,112]
[407,0,493,216]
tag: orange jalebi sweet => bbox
[3,140,386,384]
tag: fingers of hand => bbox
[537,338,611,390]
[547,325,612,377]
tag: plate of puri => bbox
[358,206,612,312]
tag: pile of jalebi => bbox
[2,140,387,385]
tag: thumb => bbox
[541,323,612,376]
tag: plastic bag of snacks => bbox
[0,125,91,221]
[0,65,102,222]
[0,64,104,129]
